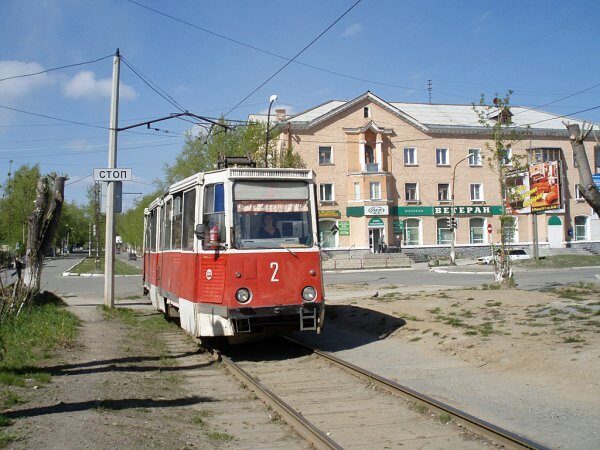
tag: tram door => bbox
[369,228,384,253]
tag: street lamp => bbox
[449,154,471,265]
[265,94,278,167]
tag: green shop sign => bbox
[338,221,350,235]
[393,220,404,233]
[368,217,385,228]
[348,205,503,217]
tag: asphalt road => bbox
[39,255,599,298]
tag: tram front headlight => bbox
[302,286,317,302]
[235,288,251,304]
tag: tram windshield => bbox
[233,181,314,249]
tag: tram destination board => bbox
[93,168,132,181]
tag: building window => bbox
[574,216,588,241]
[436,148,449,166]
[404,147,417,165]
[530,148,561,163]
[470,183,484,202]
[370,182,381,200]
[319,183,334,202]
[501,147,513,165]
[469,148,482,166]
[404,219,420,245]
[405,183,418,201]
[470,218,485,244]
[575,184,584,200]
[437,183,450,202]
[437,218,453,245]
[501,217,518,244]
[354,182,361,201]
[319,146,333,165]
[363,106,370,118]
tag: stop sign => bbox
[487,224,493,234]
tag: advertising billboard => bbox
[528,161,561,212]
[504,161,561,214]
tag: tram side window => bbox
[203,184,225,246]
[163,199,172,250]
[150,210,157,252]
[182,189,196,251]
[172,193,183,249]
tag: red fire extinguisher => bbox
[209,225,219,243]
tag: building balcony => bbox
[366,163,380,173]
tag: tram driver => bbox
[258,213,281,239]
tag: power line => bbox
[66,174,92,186]
[225,0,363,116]
[120,56,186,112]
[0,103,188,137]
[0,54,114,83]
[513,80,600,117]
[125,0,432,95]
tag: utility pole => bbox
[104,49,120,308]
[94,182,101,266]
[7,159,13,250]
[427,80,432,104]
[450,155,470,265]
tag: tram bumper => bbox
[228,302,324,334]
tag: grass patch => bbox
[0,415,12,427]
[438,412,452,424]
[516,255,600,269]
[1,391,25,408]
[191,410,214,426]
[481,283,501,290]
[206,431,234,442]
[0,430,18,446]
[409,337,422,342]
[429,307,442,314]
[0,293,79,387]
[413,403,427,414]
[69,257,139,275]
[563,336,585,344]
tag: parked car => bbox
[477,249,531,265]
[128,252,137,261]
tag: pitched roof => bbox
[268,91,598,136]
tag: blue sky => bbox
[1,0,599,209]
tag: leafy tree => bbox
[116,192,160,251]
[474,92,527,285]
[163,119,304,185]
[0,164,41,252]
[55,201,89,250]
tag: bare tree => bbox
[564,123,600,217]
[23,175,66,294]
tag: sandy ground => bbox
[2,295,307,449]
[302,281,600,449]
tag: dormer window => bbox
[363,106,370,118]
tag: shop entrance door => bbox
[368,228,384,253]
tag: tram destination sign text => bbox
[94,168,132,181]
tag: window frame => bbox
[468,148,482,166]
[182,187,197,251]
[574,183,584,201]
[405,182,419,202]
[363,106,370,118]
[369,181,381,200]
[437,183,450,202]
[436,218,453,245]
[436,148,449,166]
[470,183,484,202]
[469,217,486,244]
[319,182,335,202]
[574,216,588,241]
[501,147,513,166]
[318,146,334,165]
[403,147,418,166]
[353,182,361,201]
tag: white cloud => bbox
[340,23,362,38]
[63,71,137,101]
[0,60,54,100]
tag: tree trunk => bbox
[23,176,66,294]
[566,123,600,217]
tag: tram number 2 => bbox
[269,262,279,282]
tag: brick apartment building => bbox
[250,91,600,257]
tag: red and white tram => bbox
[142,167,325,340]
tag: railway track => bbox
[217,338,549,450]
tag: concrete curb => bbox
[61,272,139,278]
[431,264,600,275]
[323,267,413,274]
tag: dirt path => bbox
[4,295,307,449]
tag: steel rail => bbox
[286,337,550,450]
[219,353,343,450]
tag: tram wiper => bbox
[282,246,298,257]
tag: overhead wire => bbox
[0,54,114,83]
[224,0,363,117]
